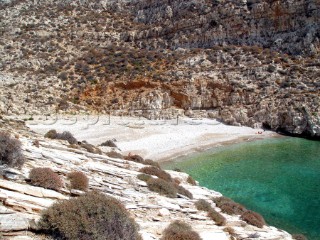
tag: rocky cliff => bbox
[0,118,294,239]
[0,0,319,138]
[129,0,320,55]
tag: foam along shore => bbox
[25,115,279,161]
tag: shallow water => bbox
[162,137,320,239]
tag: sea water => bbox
[162,137,320,239]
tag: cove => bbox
[162,137,320,240]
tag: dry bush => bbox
[68,171,89,191]
[100,140,117,148]
[58,131,77,144]
[144,159,161,169]
[147,178,177,198]
[187,175,196,185]
[126,154,161,168]
[240,210,266,228]
[81,142,101,154]
[38,192,141,240]
[207,209,226,226]
[214,196,246,215]
[105,151,123,159]
[195,199,212,212]
[44,129,58,139]
[0,131,25,168]
[125,154,144,163]
[137,173,152,182]
[292,234,308,240]
[44,130,77,144]
[29,168,63,190]
[161,220,201,240]
[140,166,172,182]
[223,226,235,235]
[175,184,193,199]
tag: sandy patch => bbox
[24,115,279,162]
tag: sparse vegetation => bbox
[161,220,201,240]
[38,192,141,240]
[140,166,172,182]
[29,168,63,190]
[0,131,25,168]
[147,178,177,198]
[68,171,89,191]
[240,210,266,228]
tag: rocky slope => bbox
[129,0,320,55]
[0,118,294,239]
[0,0,319,138]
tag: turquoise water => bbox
[162,137,320,239]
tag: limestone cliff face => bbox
[129,0,320,55]
[0,0,319,138]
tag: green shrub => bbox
[0,131,25,168]
[214,197,246,215]
[38,192,141,240]
[195,199,212,212]
[29,168,63,190]
[207,209,226,226]
[292,234,308,240]
[147,178,177,198]
[137,173,152,182]
[140,166,172,182]
[240,210,266,228]
[161,220,201,240]
[187,176,196,185]
[175,184,193,199]
[68,171,88,191]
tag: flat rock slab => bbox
[0,213,30,231]
[0,205,15,214]
[199,231,228,240]
[0,179,67,199]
